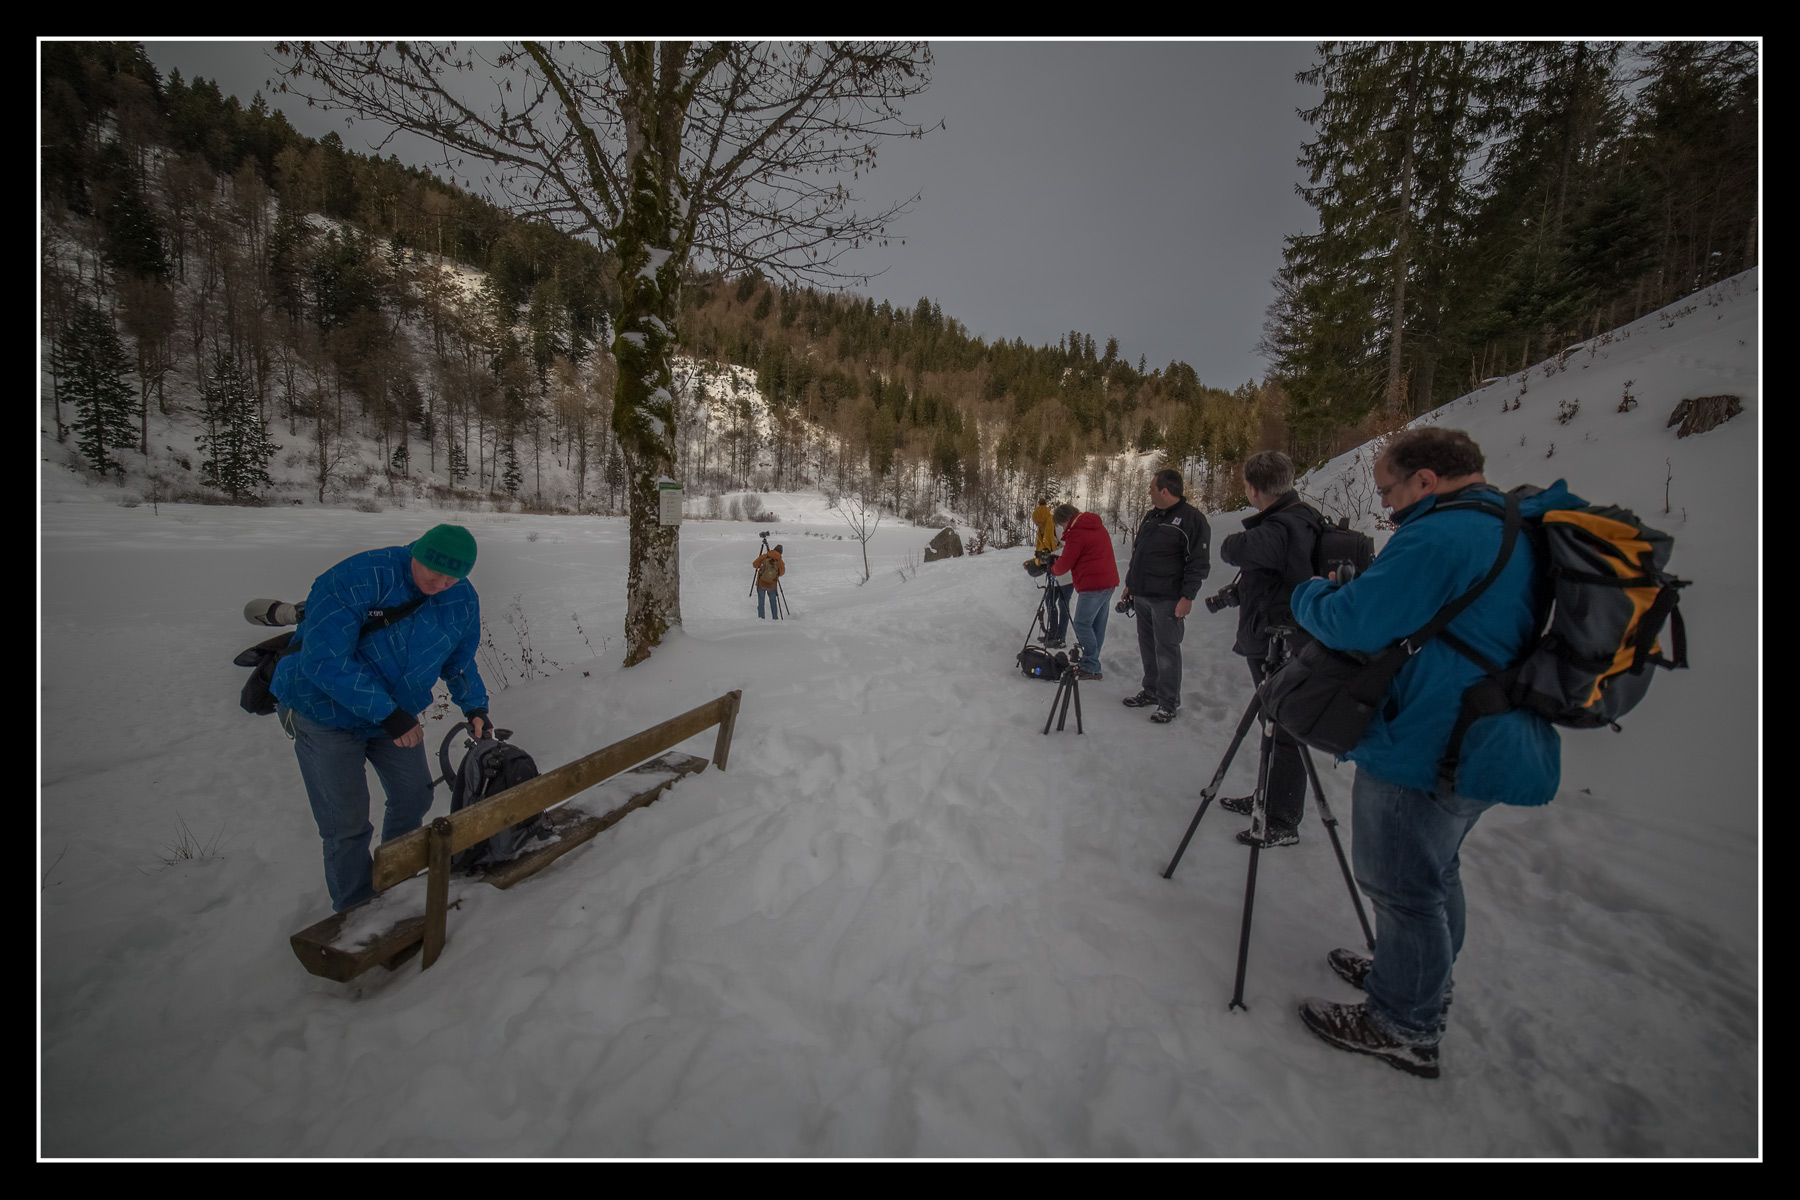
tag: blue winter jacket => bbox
[1290,481,1584,806]
[271,545,488,736]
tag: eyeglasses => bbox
[1376,470,1420,501]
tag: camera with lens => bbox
[1115,594,1135,617]
[1204,582,1241,615]
[1023,548,1056,578]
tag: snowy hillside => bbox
[38,272,1759,1157]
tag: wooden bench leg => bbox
[422,816,451,970]
[713,689,741,770]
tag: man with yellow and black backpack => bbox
[1276,427,1687,1079]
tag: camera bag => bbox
[1017,646,1067,682]
[1309,512,1375,580]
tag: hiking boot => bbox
[1073,669,1102,681]
[1219,794,1255,817]
[1324,950,1449,1032]
[1298,997,1440,1079]
[1122,690,1158,708]
[1328,947,1372,990]
[1149,707,1179,724]
[1235,824,1299,848]
[1045,637,1067,649]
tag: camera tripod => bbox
[1043,645,1085,736]
[1018,573,1082,735]
[1161,630,1374,1010]
[750,530,791,617]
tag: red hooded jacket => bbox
[1049,512,1120,592]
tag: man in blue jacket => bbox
[273,524,491,912]
[1289,428,1572,1079]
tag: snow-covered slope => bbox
[37,272,1758,1157]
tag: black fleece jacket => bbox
[1124,499,1211,601]
[1218,491,1322,658]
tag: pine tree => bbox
[501,436,523,496]
[1274,42,1490,420]
[197,351,280,502]
[53,301,138,477]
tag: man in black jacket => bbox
[1215,451,1321,847]
[1120,468,1211,723]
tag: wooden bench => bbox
[290,690,741,981]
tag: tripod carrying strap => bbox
[236,594,431,715]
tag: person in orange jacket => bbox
[752,544,786,619]
[1029,498,1068,642]
[1032,498,1058,554]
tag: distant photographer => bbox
[1213,451,1321,847]
[1120,468,1211,723]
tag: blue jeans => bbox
[1351,769,1495,1045]
[1046,582,1073,640]
[1069,587,1114,673]
[280,704,436,912]
[757,586,781,619]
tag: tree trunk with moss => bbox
[613,48,688,666]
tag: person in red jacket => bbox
[1048,503,1120,680]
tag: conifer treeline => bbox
[42,41,1264,532]
[1263,41,1758,462]
[42,41,629,509]
[675,276,1264,528]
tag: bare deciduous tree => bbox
[274,39,935,664]
[837,476,882,584]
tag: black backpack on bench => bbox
[437,723,552,871]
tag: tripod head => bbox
[1261,623,1298,671]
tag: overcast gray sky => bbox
[141,39,1321,389]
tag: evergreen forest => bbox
[1262,41,1758,462]
[40,40,1757,539]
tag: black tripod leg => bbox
[1162,694,1263,879]
[1229,719,1278,1010]
[1070,675,1083,734]
[1301,748,1374,950]
[1229,843,1262,1011]
[1043,675,1066,735]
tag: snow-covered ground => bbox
[38,273,1759,1157]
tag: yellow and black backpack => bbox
[1433,485,1689,794]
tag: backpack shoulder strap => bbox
[1399,491,1522,654]
[360,593,429,635]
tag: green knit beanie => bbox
[412,524,478,578]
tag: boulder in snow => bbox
[923,527,964,562]
[1669,394,1743,438]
